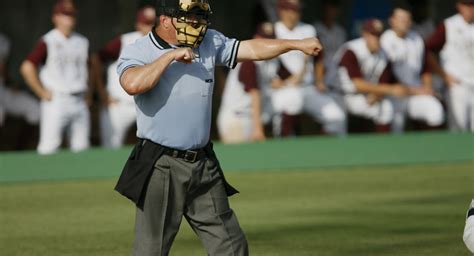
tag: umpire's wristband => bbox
[469,208,474,218]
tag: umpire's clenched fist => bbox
[173,47,196,64]
[297,38,323,56]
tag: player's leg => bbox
[271,87,304,115]
[463,199,474,254]
[115,102,137,146]
[37,95,65,155]
[390,97,408,134]
[447,84,469,131]
[185,157,248,256]
[302,87,347,135]
[374,99,394,126]
[271,87,304,136]
[68,98,90,152]
[468,89,474,132]
[104,102,136,148]
[132,155,188,256]
[407,95,444,127]
[217,109,251,144]
[2,88,40,125]
[99,107,114,148]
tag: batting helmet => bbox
[156,0,212,48]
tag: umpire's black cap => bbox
[156,0,179,16]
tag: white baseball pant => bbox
[344,94,394,125]
[37,92,90,155]
[100,101,136,149]
[391,95,445,133]
[447,83,474,132]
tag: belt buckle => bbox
[184,150,198,162]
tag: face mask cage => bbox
[171,1,212,48]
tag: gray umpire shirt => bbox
[117,29,240,150]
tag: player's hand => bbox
[444,73,460,88]
[390,85,409,97]
[174,48,196,64]
[40,89,53,101]
[251,127,266,142]
[366,94,381,105]
[298,38,323,56]
[315,82,327,93]
[409,86,433,96]
[271,78,285,89]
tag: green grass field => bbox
[1,162,473,256]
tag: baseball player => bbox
[217,22,276,144]
[0,33,39,127]
[313,0,347,75]
[426,0,474,132]
[329,19,411,131]
[20,0,91,155]
[465,199,474,255]
[381,5,444,133]
[114,0,323,255]
[92,6,156,149]
[273,0,346,136]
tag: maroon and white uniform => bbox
[99,31,142,148]
[26,29,90,154]
[217,60,276,143]
[332,38,395,125]
[0,33,39,127]
[274,21,347,135]
[381,29,444,132]
[427,14,474,132]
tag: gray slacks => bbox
[132,154,249,256]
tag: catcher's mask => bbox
[157,0,212,48]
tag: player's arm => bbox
[425,22,459,87]
[418,50,435,96]
[340,50,407,97]
[120,48,195,95]
[20,60,51,101]
[249,89,265,141]
[236,38,322,62]
[20,39,51,101]
[92,37,122,105]
[239,61,265,141]
[314,52,326,92]
[352,78,406,97]
[89,54,108,104]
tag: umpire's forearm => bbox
[237,38,322,62]
[120,51,175,95]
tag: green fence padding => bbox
[1,132,472,183]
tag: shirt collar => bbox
[149,27,173,50]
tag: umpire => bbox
[115,0,323,255]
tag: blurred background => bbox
[0,0,465,151]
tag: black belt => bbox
[469,208,474,218]
[163,147,207,163]
[140,139,208,163]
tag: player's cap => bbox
[277,0,302,12]
[136,6,156,25]
[458,0,474,5]
[362,19,384,37]
[53,0,77,17]
[255,22,275,39]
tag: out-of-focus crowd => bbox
[0,0,473,153]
